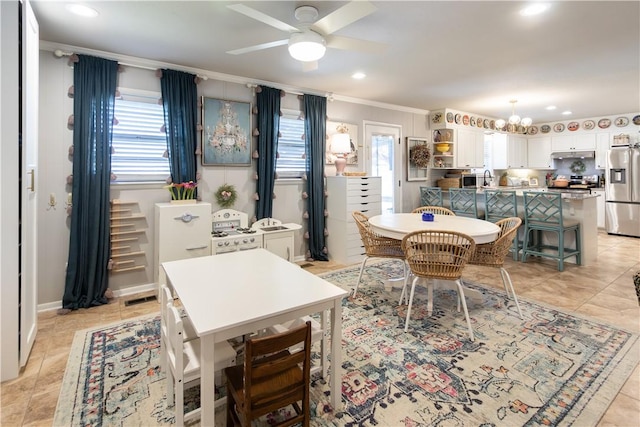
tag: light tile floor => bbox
[1,231,638,426]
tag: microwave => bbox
[461,174,478,188]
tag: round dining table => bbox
[368,213,500,244]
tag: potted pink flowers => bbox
[166,181,197,204]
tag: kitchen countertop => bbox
[475,186,601,199]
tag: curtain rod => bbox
[53,49,209,81]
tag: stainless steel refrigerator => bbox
[605,144,640,237]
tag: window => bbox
[276,112,306,179]
[111,94,170,183]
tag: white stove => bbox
[211,209,263,255]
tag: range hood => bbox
[551,151,595,159]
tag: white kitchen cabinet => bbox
[527,136,553,169]
[493,134,527,169]
[154,202,212,293]
[326,176,382,265]
[456,129,484,168]
[262,232,294,261]
[551,134,596,152]
[595,133,610,169]
[593,188,606,228]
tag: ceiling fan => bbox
[226,1,384,71]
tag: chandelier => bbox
[495,100,532,132]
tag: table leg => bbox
[321,309,328,379]
[200,336,216,426]
[330,300,342,410]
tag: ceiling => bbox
[31,1,640,124]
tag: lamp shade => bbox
[288,31,326,62]
[331,133,351,154]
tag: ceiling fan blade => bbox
[302,61,318,72]
[326,35,387,54]
[312,0,376,35]
[227,39,289,55]
[227,4,298,33]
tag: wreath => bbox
[410,144,431,168]
[215,183,237,208]
[570,160,586,174]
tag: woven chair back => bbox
[412,206,455,215]
[401,230,475,281]
[352,211,404,259]
[470,217,522,267]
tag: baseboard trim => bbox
[37,282,157,313]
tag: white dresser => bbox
[326,176,382,265]
[154,202,212,293]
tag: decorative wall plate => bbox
[484,119,490,128]
[527,126,539,135]
[541,125,551,133]
[633,115,640,125]
[582,120,595,130]
[455,113,462,124]
[470,116,476,127]
[446,112,454,123]
[567,121,579,131]
[553,123,565,132]
[490,120,495,130]
[615,117,629,127]
[431,112,443,124]
[598,118,611,129]
[462,115,470,125]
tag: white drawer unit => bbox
[326,176,382,265]
[154,202,212,293]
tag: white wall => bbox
[37,47,430,307]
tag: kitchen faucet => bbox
[483,170,492,187]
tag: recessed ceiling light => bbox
[66,4,99,18]
[520,3,550,17]
[545,105,557,110]
[351,72,366,80]
[562,110,572,115]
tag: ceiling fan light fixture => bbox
[288,31,326,62]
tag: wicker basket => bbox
[343,172,367,176]
[437,178,460,190]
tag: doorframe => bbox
[363,121,403,213]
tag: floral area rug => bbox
[54,261,638,426]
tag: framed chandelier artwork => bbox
[201,97,251,166]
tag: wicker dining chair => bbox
[468,217,523,319]
[401,230,476,340]
[412,206,455,215]
[352,211,407,298]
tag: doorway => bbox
[364,122,402,213]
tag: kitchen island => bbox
[441,187,600,265]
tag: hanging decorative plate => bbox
[489,120,495,130]
[567,121,580,131]
[484,119,490,128]
[516,125,526,134]
[470,116,476,127]
[431,112,443,124]
[477,118,483,128]
[541,124,551,133]
[615,116,629,127]
[527,126,539,135]
[633,115,640,125]
[553,123,565,133]
[463,115,470,126]
[598,118,611,129]
[582,120,595,130]
[446,112,454,123]
[455,113,462,124]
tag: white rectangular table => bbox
[162,248,348,425]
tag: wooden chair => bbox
[521,191,581,271]
[225,321,312,427]
[401,230,476,340]
[484,189,522,260]
[352,211,407,298]
[449,188,484,218]
[468,217,523,319]
[164,304,237,425]
[419,186,443,207]
[412,206,455,215]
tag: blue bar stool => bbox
[419,186,443,207]
[449,188,484,218]
[484,189,523,260]
[521,191,581,271]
